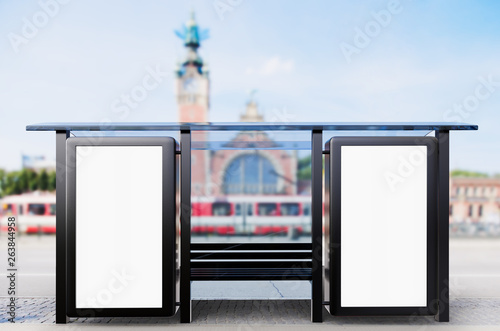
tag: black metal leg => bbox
[55,130,69,324]
[180,130,192,323]
[435,130,450,322]
[311,130,323,322]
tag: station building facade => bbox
[174,13,297,198]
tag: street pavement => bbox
[2,236,500,298]
[0,297,499,329]
[1,235,500,329]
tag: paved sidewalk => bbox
[1,297,499,327]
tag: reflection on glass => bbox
[223,154,278,194]
[212,202,231,216]
[258,203,278,216]
[281,203,300,216]
[50,204,56,215]
[191,131,312,243]
[28,204,46,216]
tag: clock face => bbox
[183,78,198,93]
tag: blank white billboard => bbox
[340,145,427,307]
[75,146,163,308]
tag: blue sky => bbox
[0,0,498,172]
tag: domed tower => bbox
[175,11,210,196]
[175,11,210,123]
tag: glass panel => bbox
[224,157,242,194]
[303,203,311,216]
[247,204,253,216]
[49,204,56,215]
[28,204,46,216]
[212,202,231,216]
[27,122,478,132]
[2,203,13,214]
[243,155,259,194]
[281,203,300,216]
[191,130,311,243]
[258,203,278,216]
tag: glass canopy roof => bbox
[26,122,478,132]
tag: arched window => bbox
[223,154,278,194]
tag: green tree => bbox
[451,169,489,178]
[0,169,5,197]
[14,169,39,192]
[38,169,49,191]
[27,169,38,191]
[47,171,56,191]
[296,154,325,181]
[17,170,28,192]
[297,155,311,180]
[4,172,22,196]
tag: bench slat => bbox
[190,261,312,268]
[190,242,312,281]
[191,268,312,281]
[191,243,312,251]
[192,252,312,260]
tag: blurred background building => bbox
[174,12,298,198]
[450,177,500,224]
[0,11,498,238]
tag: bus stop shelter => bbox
[26,122,478,323]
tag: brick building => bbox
[174,12,297,198]
[450,177,500,224]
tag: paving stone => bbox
[0,297,499,325]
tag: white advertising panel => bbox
[75,146,163,308]
[340,145,427,307]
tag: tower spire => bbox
[174,11,209,75]
[240,90,264,122]
[185,10,200,48]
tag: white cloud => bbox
[245,56,294,76]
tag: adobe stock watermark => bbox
[385,146,427,192]
[213,0,244,21]
[50,63,168,181]
[443,74,500,121]
[66,63,170,166]
[407,276,466,328]
[266,106,297,140]
[191,106,296,197]
[78,268,135,309]
[339,0,405,64]
[7,0,72,54]
[110,65,169,120]
[268,106,296,126]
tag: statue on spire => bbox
[175,10,209,48]
[175,11,209,76]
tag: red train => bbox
[191,196,312,236]
[0,192,56,234]
[1,193,314,237]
